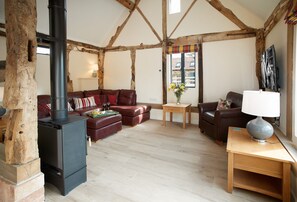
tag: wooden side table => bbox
[162,103,191,129]
[226,127,294,202]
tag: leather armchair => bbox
[198,91,254,143]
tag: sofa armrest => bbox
[198,102,218,114]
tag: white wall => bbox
[104,51,131,89]
[203,38,258,101]
[104,0,263,123]
[69,51,98,91]
[266,14,287,134]
[36,55,50,95]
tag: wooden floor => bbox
[45,120,278,202]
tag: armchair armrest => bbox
[198,102,218,114]
[215,107,244,118]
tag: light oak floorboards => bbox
[45,120,278,202]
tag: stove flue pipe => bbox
[48,0,68,121]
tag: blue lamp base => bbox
[246,116,274,143]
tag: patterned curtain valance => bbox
[167,44,198,54]
[285,0,297,24]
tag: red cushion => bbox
[93,95,101,105]
[108,95,117,105]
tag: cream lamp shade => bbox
[241,90,280,142]
[242,90,280,117]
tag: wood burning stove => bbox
[38,0,87,195]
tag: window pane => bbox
[169,0,181,14]
[37,46,50,55]
[185,52,196,88]
[170,52,197,88]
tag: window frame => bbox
[169,52,197,88]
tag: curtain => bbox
[167,44,198,54]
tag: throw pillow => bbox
[73,96,96,110]
[46,102,74,112]
[93,95,101,106]
[216,99,232,110]
[108,95,117,105]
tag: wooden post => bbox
[198,43,203,103]
[66,44,74,92]
[264,0,290,37]
[206,0,251,30]
[0,0,44,201]
[286,24,294,140]
[98,50,105,89]
[255,29,265,89]
[130,49,136,90]
[162,0,167,104]
[4,0,39,165]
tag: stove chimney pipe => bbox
[48,0,68,121]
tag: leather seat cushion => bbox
[110,105,151,117]
[202,111,215,124]
[87,113,122,129]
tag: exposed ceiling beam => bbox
[169,29,257,45]
[264,0,290,37]
[169,0,198,38]
[116,0,135,10]
[104,42,162,52]
[205,0,252,30]
[136,7,162,42]
[107,1,140,47]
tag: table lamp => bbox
[241,90,280,142]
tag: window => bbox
[170,52,196,88]
[37,46,50,55]
[169,0,180,14]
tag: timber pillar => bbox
[0,0,44,201]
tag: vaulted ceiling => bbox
[0,0,281,46]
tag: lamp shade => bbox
[242,90,280,117]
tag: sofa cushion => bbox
[38,103,50,118]
[68,91,84,109]
[101,89,119,104]
[84,89,101,97]
[118,90,136,106]
[87,113,122,129]
[110,105,151,117]
[37,95,51,105]
[46,102,74,112]
[107,95,117,106]
[73,96,96,110]
[75,106,102,116]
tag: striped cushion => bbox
[46,102,74,112]
[73,96,96,110]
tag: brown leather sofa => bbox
[38,89,151,140]
[198,91,254,143]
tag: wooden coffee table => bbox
[227,127,294,202]
[162,103,191,129]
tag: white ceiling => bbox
[235,0,280,20]
[0,0,282,46]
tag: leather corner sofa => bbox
[38,89,151,141]
[198,91,254,143]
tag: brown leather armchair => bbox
[198,91,254,143]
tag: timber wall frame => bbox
[0,0,293,137]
